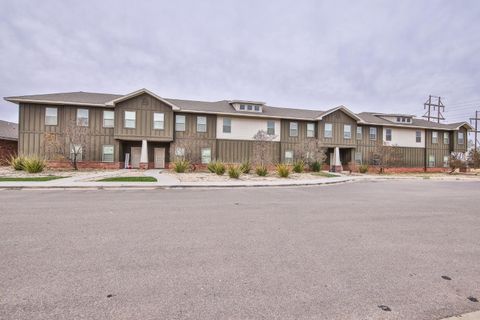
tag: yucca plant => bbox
[276,163,290,178]
[359,164,369,174]
[228,165,241,179]
[292,160,305,173]
[8,155,26,171]
[213,161,226,175]
[207,161,217,173]
[255,165,268,177]
[239,161,252,174]
[310,160,322,172]
[173,159,190,173]
[22,156,46,173]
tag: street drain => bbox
[378,305,391,312]
[467,296,478,302]
[441,275,452,280]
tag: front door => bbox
[131,147,141,168]
[154,147,165,169]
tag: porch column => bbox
[333,147,343,172]
[140,139,148,169]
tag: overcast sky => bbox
[1,0,480,123]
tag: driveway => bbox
[1,180,479,319]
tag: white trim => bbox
[4,98,107,107]
[316,106,363,122]
[104,88,180,110]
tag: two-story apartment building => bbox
[4,88,472,171]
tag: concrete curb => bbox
[440,311,480,320]
[0,178,356,190]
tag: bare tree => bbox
[370,142,404,173]
[44,132,65,160]
[449,152,467,173]
[467,149,480,168]
[293,139,326,164]
[64,119,89,170]
[253,130,277,167]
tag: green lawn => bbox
[97,176,157,182]
[312,172,338,178]
[0,176,66,182]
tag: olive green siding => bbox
[216,139,281,163]
[453,127,468,153]
[114,93,174,141]
[281,120,317,142]
[170,139,216,163]
[173,113,216,139]
[18,103,119,162]
[318,110,358,146]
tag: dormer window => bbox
[230,100,265,113]
[239,104,245,110]
[247,105,252,111]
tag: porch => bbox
[119,140,170,169]
[325,147,355,172]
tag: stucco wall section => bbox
[383,127,425,148]
[216,116,280,141]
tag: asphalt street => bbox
[1,180,480,320]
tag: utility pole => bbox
[423,95,445,123]
[470,110,480,152]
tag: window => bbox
[356,127,362,140]
[369,127,377,140]
[175,147,185,158]
[124,111,136,128]
[77,108,89,126]
[397,117,401,122]
[267,120,275,135]
[344,125,351,139]
[239,104,245,110]
[153,112,165,130]
[458,132,465,144]
[324,123,333,138]
[385,128,392,141]
[223,118,231,133]
[354,152,362,165]
[45,107,58,125]
[416,131,422,143]
[70,144,83,161]
[428,155,435,168]
[443,155,449,168]
[307,123,315,138]
[285,150,293,164]
[196,116,207,132]
[103,110,114,128]
[432,131,438,144]
[254,105,260,111]
[175,115,186,132]
[102,145,114,162]
[247,105,252,111]
[201,148,211,164]
[289,122,298,137]
[402,117,406,122]
[444,132,449,145]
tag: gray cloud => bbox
[1,0,480,122]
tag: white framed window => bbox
[324,123,333,138]
[45,107,58,125]
[344,125,352,139]
[267,120,275,135]
[103,110,114,128]
[102,145,114,162]
[385,128,392,141]
[197,116,207,132]
[356,127,362,140]
[175,115,186,132]
[285,150,293,164]
[416,131,422,143]
[354,152,362,165]
[458,132,465,144]
[443,155,449,168]
[444,132,449,145]
[254,105,260,111]
[201,148,211,164]
[289,122,298,137]
[369,127,377,140]
[70,144,83,161]
[175,147,185,158]
[76,108,89,126]
[247,105,253,111]
[307,123,315,138]
[223,118,231,133]
[124,111,136,128]
[428,155,435,167]
[432,131,438,144]
[153,112,165,130]
[239,104,245,110]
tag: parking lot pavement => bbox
[1,180,480,320]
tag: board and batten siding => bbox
[114,93,174,141]
[174,113,216,139]
[280,120,317,142]
[216,139,281,163]
[18,103,118,162]
[317,110,357,146]
[453,127,468,153]
[216,116,281,141]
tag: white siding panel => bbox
[383,128,425,148]
[216,116,281,141]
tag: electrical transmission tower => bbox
[470,111,480,152]
[423,95,445,123]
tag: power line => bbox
[423,95,445,123]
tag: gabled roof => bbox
[4,91,122,107]
[316,105,363,122]
[357,112,473,130]
[0,120,18,140]
[105,88,180,110]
